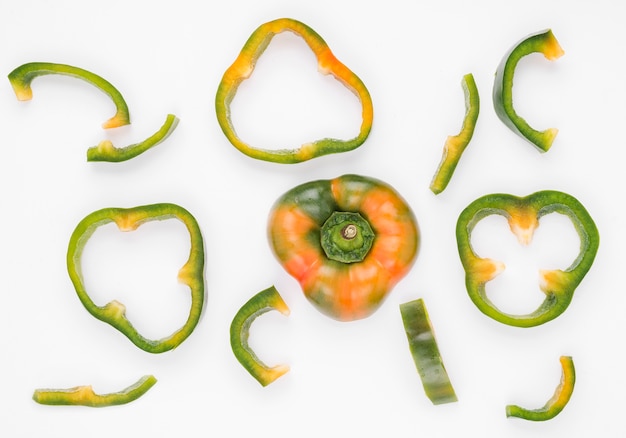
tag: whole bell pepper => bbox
[268,174,419,321]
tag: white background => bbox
[0,0,622,436]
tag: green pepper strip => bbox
[230,286,290,387]
[456,190,599,327]
[33,375,157,407]
[506,356,575,421]
[430,73,479,195]
[492,29,564,152]
[8,62,130,129]
[87,114,179,162]
[215,17,373,164]
[400,298,457,405]
[67,203,205,354]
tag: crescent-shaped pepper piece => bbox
[492,29,564,152]
[67,203,205,353]
[230,286,290,387]
[268,174,419,321]
[33,375,157,407]
[215,18,373,163]
[456,190,599,327]
[506,356,575,421]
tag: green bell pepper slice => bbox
[67,203,205,354]
[456,190,599,327]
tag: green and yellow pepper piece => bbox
[230,286,290,386]
[67,203,205,353]
[215,18,373,163]
[492,29,564,152]
[456,190,599,327]
[268,174,419,321]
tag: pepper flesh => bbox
[430,73,479,194]
[506,356,575,421]
[33,375,157,407]
[492,29,564,152]
[215,18,373,163]
[456,190,599,327]
[230,286,290,387]
[268,174,419,321]
[400,298,457,405]
[67,203,205,353]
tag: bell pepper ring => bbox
[33,375,157,407]
[430,73,480,194]
[215,18,373,163]
[230,286,290,387]
[456,190,599,328]
[506,356,575,421]
[67,203,205,354]
[8,62,130,129]
[268,174,419,321]
[492,29,564,152]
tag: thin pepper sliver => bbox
[67,203,205,354]
[215,18,373,164]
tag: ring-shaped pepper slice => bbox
[230,286,290,387]
[492,29,564,152]
[268,174,419,321]
[215,18,373,164]
[430,73,480,194]
[67,203,205,354]
[33,375,157,407]
[456,190,599,327]
[8,62,130,129]
[506,356,575,421]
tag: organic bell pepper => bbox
[230,286,290,387]
[215,18,373,164]
[430,73,479,195]
[400,298,457,405]
[456,190,599,327]
[268,174,419,321]
[67,203,205,354]
[506,356,575,421]
[492,29,564,152]
[33,375,157,407]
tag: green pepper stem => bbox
[320,211,375,263]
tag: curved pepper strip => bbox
[215,18,373,163]
[430,73,479,194]
[456,190,599,327]
[400,298,457,405]
[33,375,157,407]
[67,203,205,354]
[87,114,179,162]
[506,356,575,421]
[230,286,290,387]
[268,174,419,321]
[492,29,564,152]
[8,62,130,129]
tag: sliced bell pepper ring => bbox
[230,286,290,387]
[400,298,457,405]
[430,73,479,195]
[67,203,205,354]
[215,18,373,164]
[492,29,564,152]
[33,375,157,407]
[268,174,419,321]
[506,356,575,421]
[8,61,130,129]
[456,190,599,328]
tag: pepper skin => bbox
[67,204,205,353]
[215,18,373,163]
[492,29,564,152]
[230,286,290,387]
[268,174,419,321]
[456,190,599,327]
